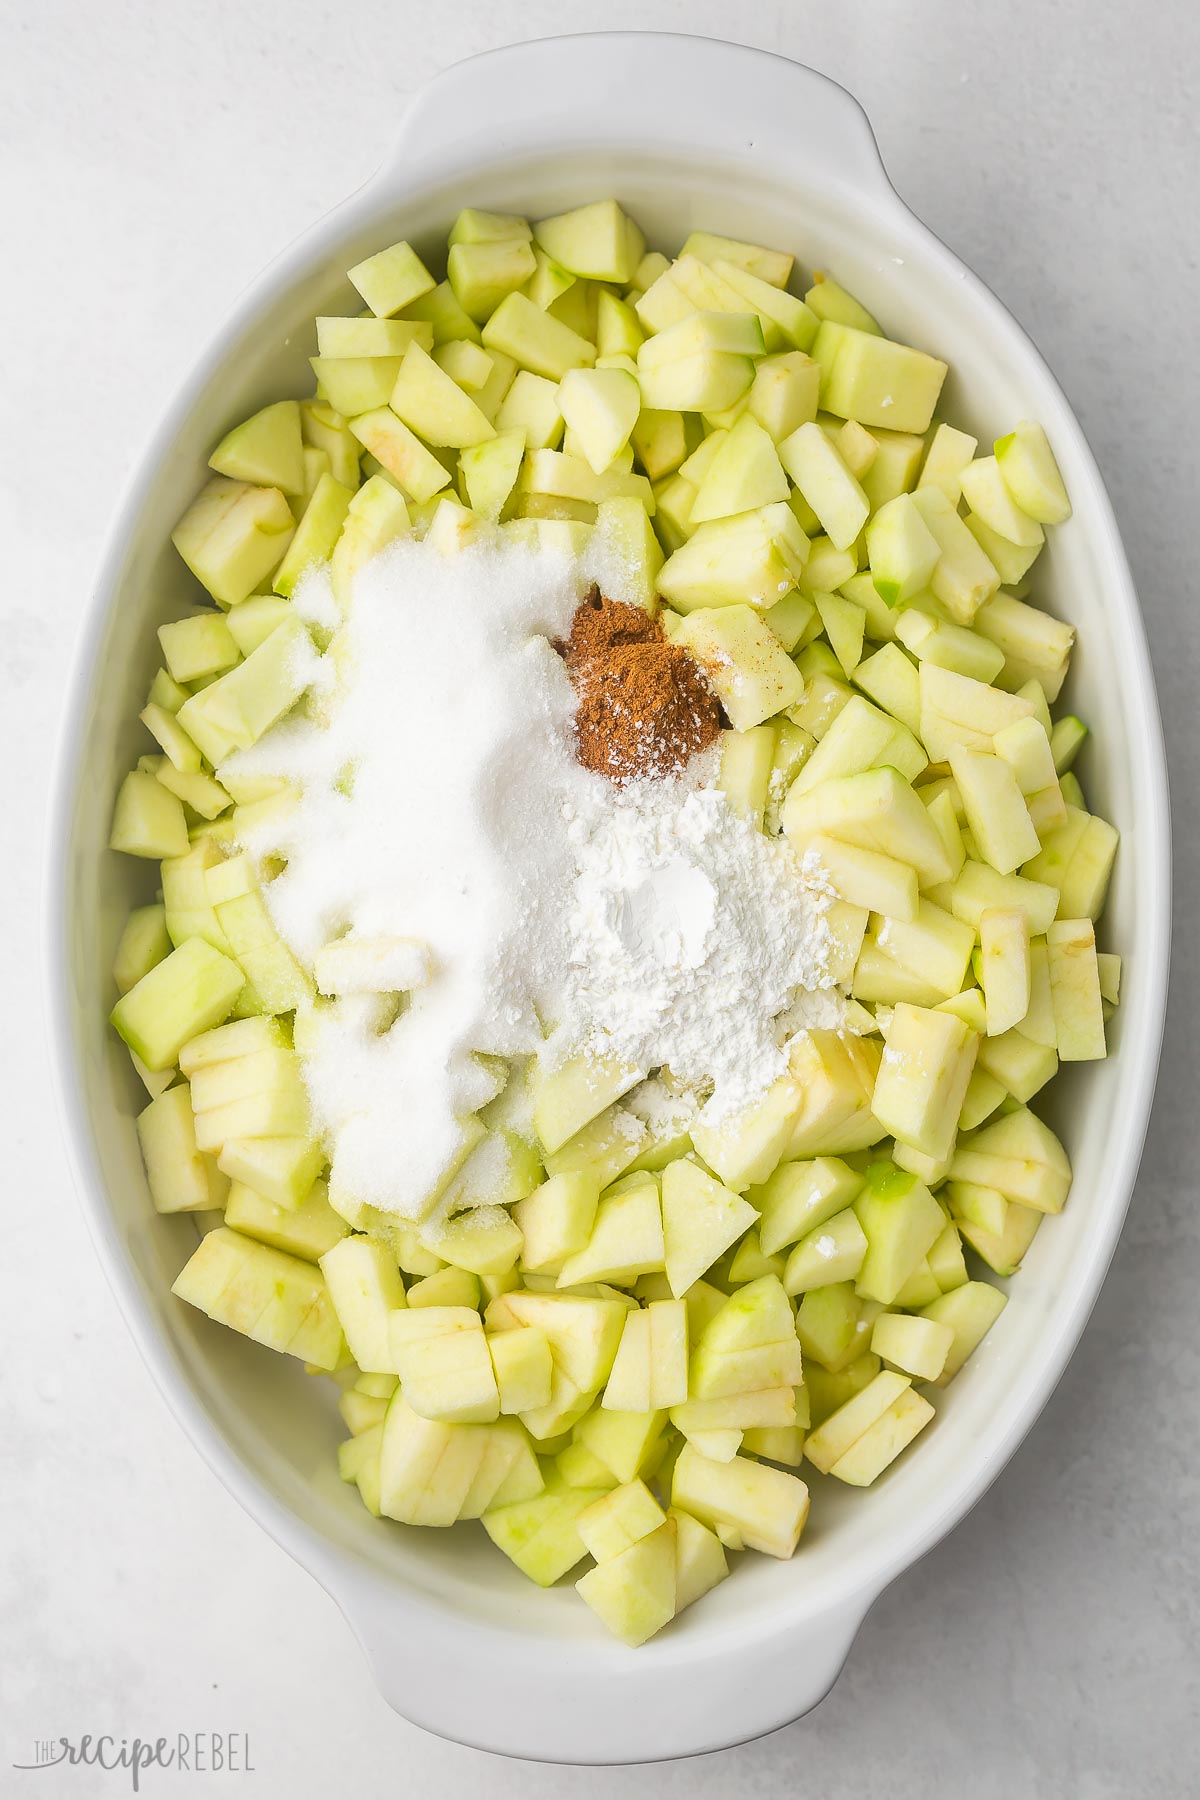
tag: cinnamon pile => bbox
[559,589,723,783]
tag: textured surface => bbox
[2,1,1197,1794]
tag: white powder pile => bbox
[224,534,844,1219]
[557,771,843,1124]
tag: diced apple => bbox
[320,1236,407,1374]
[172,478,296,607]
[753,1156,865,1257]
[852,1163,946,1305]
[817,322,947,434]
[1046,918,1106,1060]
[660,1158,759,1294]
[994,420,1072,523]
[673,1444,809,1558]
[173,1226,345,1368]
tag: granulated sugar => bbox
[223,535,844,1218]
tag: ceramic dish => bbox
[49,32,1170,1763]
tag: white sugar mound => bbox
[224,535,843,1218]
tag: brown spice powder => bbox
[559,589,724,783]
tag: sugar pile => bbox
[223,535,843,1219]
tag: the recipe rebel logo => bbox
[12,1732,255,1789]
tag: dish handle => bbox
[374,32,892,201]
[331,1561,875,1761]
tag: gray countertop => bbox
[1,1,1196,1793]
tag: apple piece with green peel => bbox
[994,420,1072,523]
[319,1236,407,1373]
[806,274,881,335]
[672,1444,809,1559]
[866,491,942,606]
[348,240,435,318]
[209,399,305,495]
[172,477,296,607]
[675,604,805,730]
[173,1226,346,1369]
[851,1163,947,1305]
[960,455,1046,550]
[711,260,817,353]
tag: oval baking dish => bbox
[49,32,1170,1764]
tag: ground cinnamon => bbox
[559,589,724,782]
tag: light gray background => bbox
[2,2,1197,1795]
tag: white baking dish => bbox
[49,32,1171,1764]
